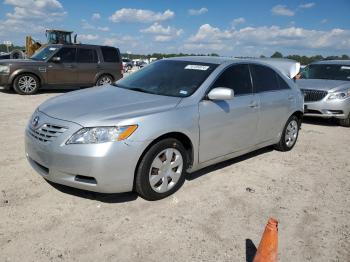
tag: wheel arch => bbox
[133,132,194,189]
[10,70,43,89]
[291,110,304,126]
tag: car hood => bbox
[38,85,182,126]
[296,79,350,92]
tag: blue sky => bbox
[0,0,349,56]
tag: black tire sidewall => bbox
[135,138,188,200]
[279,115,300,151]
[13,74,40,95]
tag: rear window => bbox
[115,60,217,97]
[250,64,280,92]
[77,48,98,63]
[101,47,120,63]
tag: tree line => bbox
[269,51,349,65]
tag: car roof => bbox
[46,44,119,49]
[311,60,350,65]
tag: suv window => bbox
[211,64,252,95]
[77,48,98,63]
[54,47,76,63]
[101,47,120,63]
[250,64,280,92]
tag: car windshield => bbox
[31,46,59,61]
[301,64,350,81]
[114,60,217,97]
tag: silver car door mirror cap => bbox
[208,87,234,101]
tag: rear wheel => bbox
[274,115,300,151]
[135,138,187,200]
[96,75,113,86]
[13,74,40,95]
[339,114,350,127]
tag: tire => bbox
[96,74,113,86]
[135,138,188,200]
[13,74,40,95]
[339,114,350,127]
[274,115,300,152]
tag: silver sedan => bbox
[25,57,303,200]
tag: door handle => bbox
[288,95,295,100]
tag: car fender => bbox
[10,68,45,85]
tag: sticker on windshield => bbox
[185,65,209,71]
[341,66,350,70]
[49,47,57,51]
[179,90,188,95]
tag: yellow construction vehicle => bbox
[25,29,76,57]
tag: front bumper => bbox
[0,74,11,89]
[25,112,148,193]
[304,97,350,119]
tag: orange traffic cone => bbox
[253,218,278,262]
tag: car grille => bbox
[28,124,68,143]
[301,89,328,102]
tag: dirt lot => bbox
[0,89,349,262]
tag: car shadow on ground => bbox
[302,116,339,126]
[186,146,273,181]
[245,239,257,262]
[46,180,138,203]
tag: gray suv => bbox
[0,44,123,95]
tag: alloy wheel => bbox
[18,75,37,93]
[285,120,298,147]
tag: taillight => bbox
[119,62,124,77]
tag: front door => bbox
[199,64,259,163]
[47,47,77,85]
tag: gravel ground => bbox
[0,89,349,262]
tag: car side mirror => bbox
[207,87,234,101]
[51,56,61,63]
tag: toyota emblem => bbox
[32,116,39,128]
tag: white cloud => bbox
[79,34,99,41]
[184,24,350,53]
[81,19,95,30]
[109,8,174,23]
[97,26,109,32]
[299,2,315,9]
[0,0,66,41]
[140,23,183,42]
[104,35,140,48]
[321,19,328,24]
[188,7,208,16]
[231,17,246,27]
[92,13,101,20]
[271,5,295,16]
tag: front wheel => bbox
[274,115,300,151]
[135,138,187,200]
[13,74,40,95]
[339,114,350,127]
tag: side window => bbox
[54,47,76,63]
[250,64,279,92]
[77,48,98,63]
[101,47,120,63]
[211,64,252,95]
[276,73,290,90]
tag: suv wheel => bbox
[96,75,113,86]
[135,138,187,200]
[13,74,40,95]
[339,114,350,127]
[274,115,300,151]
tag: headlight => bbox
[0,65,10,74]
[66,125,138,144]
[328,89,350,100]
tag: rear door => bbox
[250,64,293,143]
[76,47,99,86]
[47,47,77,85]
[199,63,259,163]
